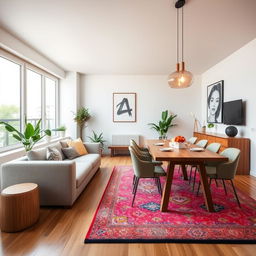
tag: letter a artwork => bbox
[116,98,132,116]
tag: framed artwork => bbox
[113,93,136,122]
[207,80,224,123]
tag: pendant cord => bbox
[176,7,179,64]
[181,6,184,62]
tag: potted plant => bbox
[0,119,51,152]
[207,123,214,130]
[148,110,177,139]
[87,131,106,156]
[73,107,90,139]
[52,125,66,137]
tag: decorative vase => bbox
[201,127,206,133]
[225,126,238,137]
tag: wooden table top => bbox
[2,183,38,195]
[146,139,229,163]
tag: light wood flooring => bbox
[1,156,256,256]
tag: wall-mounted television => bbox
[223,99,244,125]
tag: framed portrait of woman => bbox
[207,80,224,123]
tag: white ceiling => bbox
[0,0,256,75]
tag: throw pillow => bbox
[62,147,80,160]
[27,148,47,160]
[47,147,63,161]
[51,142,66,160]
[67,138,88,155]
[60,139,70,149]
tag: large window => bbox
[0,50,59,152]
[26,69,42,126]
[0,56,21,147]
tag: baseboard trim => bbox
[250,170,256,177]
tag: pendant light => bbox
[168,0,193,88]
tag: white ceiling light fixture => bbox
[168,0,193,88]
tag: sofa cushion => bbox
[76,162,93,188]
[47,147,63,161]
[67,138,88,156]
[62,147,80,160]
[51,142,66,159]
[27,148,47,160]
[74,154,100,168]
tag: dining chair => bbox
[129,146,166,207]
[188,137,197,144]
[188,139,208,186]
[130,139,149,153]
[191,143,221,190]
[130,139,163,166]
[197,148,241,207]
[196,139,208,148]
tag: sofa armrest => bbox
[1,160,76,206]
[84,142,101,154]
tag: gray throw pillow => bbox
[62,147,80,160]
[27,148,47,160]
[60,140,69,148]
[47,147,63,161]
[51,142,66,160]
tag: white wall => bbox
[60,72,81,138]
[201,38,256,176]
[81,75,201,153]
[0,28,65,78]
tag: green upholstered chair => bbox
[197,148,241,207]
[188,137,197,144]
[191,143,221,190]
[196,139,208,148]
[129,146,166,207]
[130,139,162,166]
[188,139,208,186]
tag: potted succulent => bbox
[73,107,90,139]
[148,110,177,139]
[87,131,106,156]
[52,125,66,137]
[0,119,51,152]
[207,123,214,132]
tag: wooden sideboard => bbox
[193,131,250,175]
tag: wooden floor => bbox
[1,156,256,256]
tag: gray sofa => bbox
[1,142,101,206]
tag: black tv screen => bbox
[223,99,243,125]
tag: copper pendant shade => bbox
[168,0,193,88]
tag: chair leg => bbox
[209,178,213,187]
[132,178,139,207]
[192,167,198,191]
[215,179,219,187]
[156,177,162,195]
[222,179,227,195]
[132,176,138,194]
[230,179,241,208]
[188,166,193,184]
[197,181,201,196]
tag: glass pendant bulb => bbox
[168,62,193,88]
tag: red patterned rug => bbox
[85,166,256,243]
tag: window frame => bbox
[0,48,60,153]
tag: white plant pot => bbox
[60,131,66,137]
[45,135,51,143]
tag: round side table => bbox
[0,183,39,232]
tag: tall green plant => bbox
[0,119,51,151]
[148,110,177,137]
[73,107,90,138]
